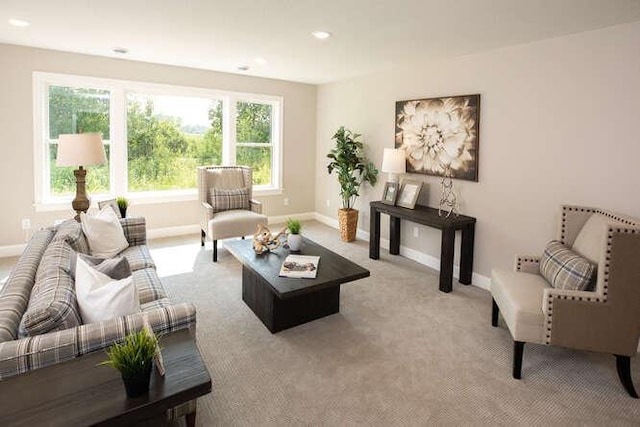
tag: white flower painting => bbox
[395,94,480,181]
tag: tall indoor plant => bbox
[327,126,378,241]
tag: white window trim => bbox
[33,72,283,211]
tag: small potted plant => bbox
[286,218,303,251]
[116,196,129,218]
[100,329,159,398]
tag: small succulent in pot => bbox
[116,196,129,218]
[286,218,303,251]
[100,329,159,398]
[286,218,302,235]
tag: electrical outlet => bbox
[325,199,330,207]
[283,198,289,206]
[21,218,31,230]
[413,226,419,238]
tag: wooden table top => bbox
[0,329,211,427]
[225,237,370,299]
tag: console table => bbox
[0,329,211,427]
[369,201,476,293]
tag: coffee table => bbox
[225,237,370,333]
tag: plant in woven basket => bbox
[327,126,378,241]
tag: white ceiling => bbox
[2,0,640,84]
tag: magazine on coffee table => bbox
[279,255,320,279]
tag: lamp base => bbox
[71,166,90,221]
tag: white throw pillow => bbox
[75,256,139,323]
[80,206,129,258]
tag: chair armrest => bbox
[514,255,540,273]
[120,217,147,246]
[250,199,263,214]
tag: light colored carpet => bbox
[152,220,639,426]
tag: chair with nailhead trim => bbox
[490,205,640,397]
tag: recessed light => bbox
[254,57,267,65]
[9,19,30,27]
[237,65,250,71]
[311,31,331,40]
[112,47,129,54]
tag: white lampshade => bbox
[56,133,106,167]
[381,148,406,184]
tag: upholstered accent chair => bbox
[491,205,640,397]
[198,166,267,262]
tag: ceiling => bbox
[2,0,640,85]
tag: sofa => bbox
[0,217,198,422]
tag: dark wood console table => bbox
[369,201,476,293]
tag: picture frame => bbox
[395,94,480,181]
[97,199,122,218]
[381,182,399,205]
[397,179,422,209]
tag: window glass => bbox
[237,146,272,185]
[236,101,273,185]
[48,86,110,139]
[49,144,110,196]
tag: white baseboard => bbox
[147,224,200,240]
[0,244,27,258]
[269,212,317,225]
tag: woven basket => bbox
[338,208,359,242]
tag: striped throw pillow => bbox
[539,240,596,291]
[209,187,250,213]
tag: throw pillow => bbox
[209,187,250,212]
[539,240,596,291]
[70,254,132,280]
[80,206,129,258]
[74,256,139,324]
[571,213,611,264]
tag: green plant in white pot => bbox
[327,126,378,242]
[286,218,303,251]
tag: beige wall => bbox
[0,44,316,247]
[315,21,640,279]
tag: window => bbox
[33,73,282,209]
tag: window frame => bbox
[33,72,284,211]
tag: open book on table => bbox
[279,255,320,279]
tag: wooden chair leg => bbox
[491,298,499,327]
[615,355,638,398]
[213,240,218,262]
[201,229,205,247]
[513,341,524,379]
[186,411,196,427]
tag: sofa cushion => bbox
[52,219,90,254]
[133,268,167,304]
[80,206,129,258]
[120,245,156,271]
[0,228,55,342]
[209,187,250,212]
[540,240,596,291]
[75,256,139,324]
[21,240,82,336]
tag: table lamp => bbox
[381,148,406,183]
[56,133,107,219]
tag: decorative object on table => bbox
[56,133,107,220]
[98,199,122,218]
[286,218,303,252]
[381,148,406,184]
[397,179,422,209]
[438,164,459,218]
[100,328,160,398]
[252,224,287,255]
[116,196,129,218]
[381,182,399,206]
[327,126,378,242]
[279,255,320,279]
[395,94,480,181]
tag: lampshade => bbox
[56,133,106,167]
[381,148,406,174]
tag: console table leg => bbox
[439,228,455,293]
[390,216,401,255]
[460,222,475,285]
[369,206,380,259]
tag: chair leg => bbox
[201,229,205,247]
[491,298,499,327]
[186,411,196,427]
[213,240,218,262]
[615,355,638,398]
[513,341,524,379]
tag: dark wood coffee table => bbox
[225,237,370,333]
[0,329,211,427]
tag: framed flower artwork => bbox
[395,94,480,181]
[381,182,399,205]
[397,179,422,209]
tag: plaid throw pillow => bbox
[539,240,596,291]
[209,187,250,213]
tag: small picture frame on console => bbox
[381,182,399,205]
[397,179,422,209]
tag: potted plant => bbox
[327,126,378,242]
[286,218,303,251]
[116,196,129,218]
[100,329,159,398]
